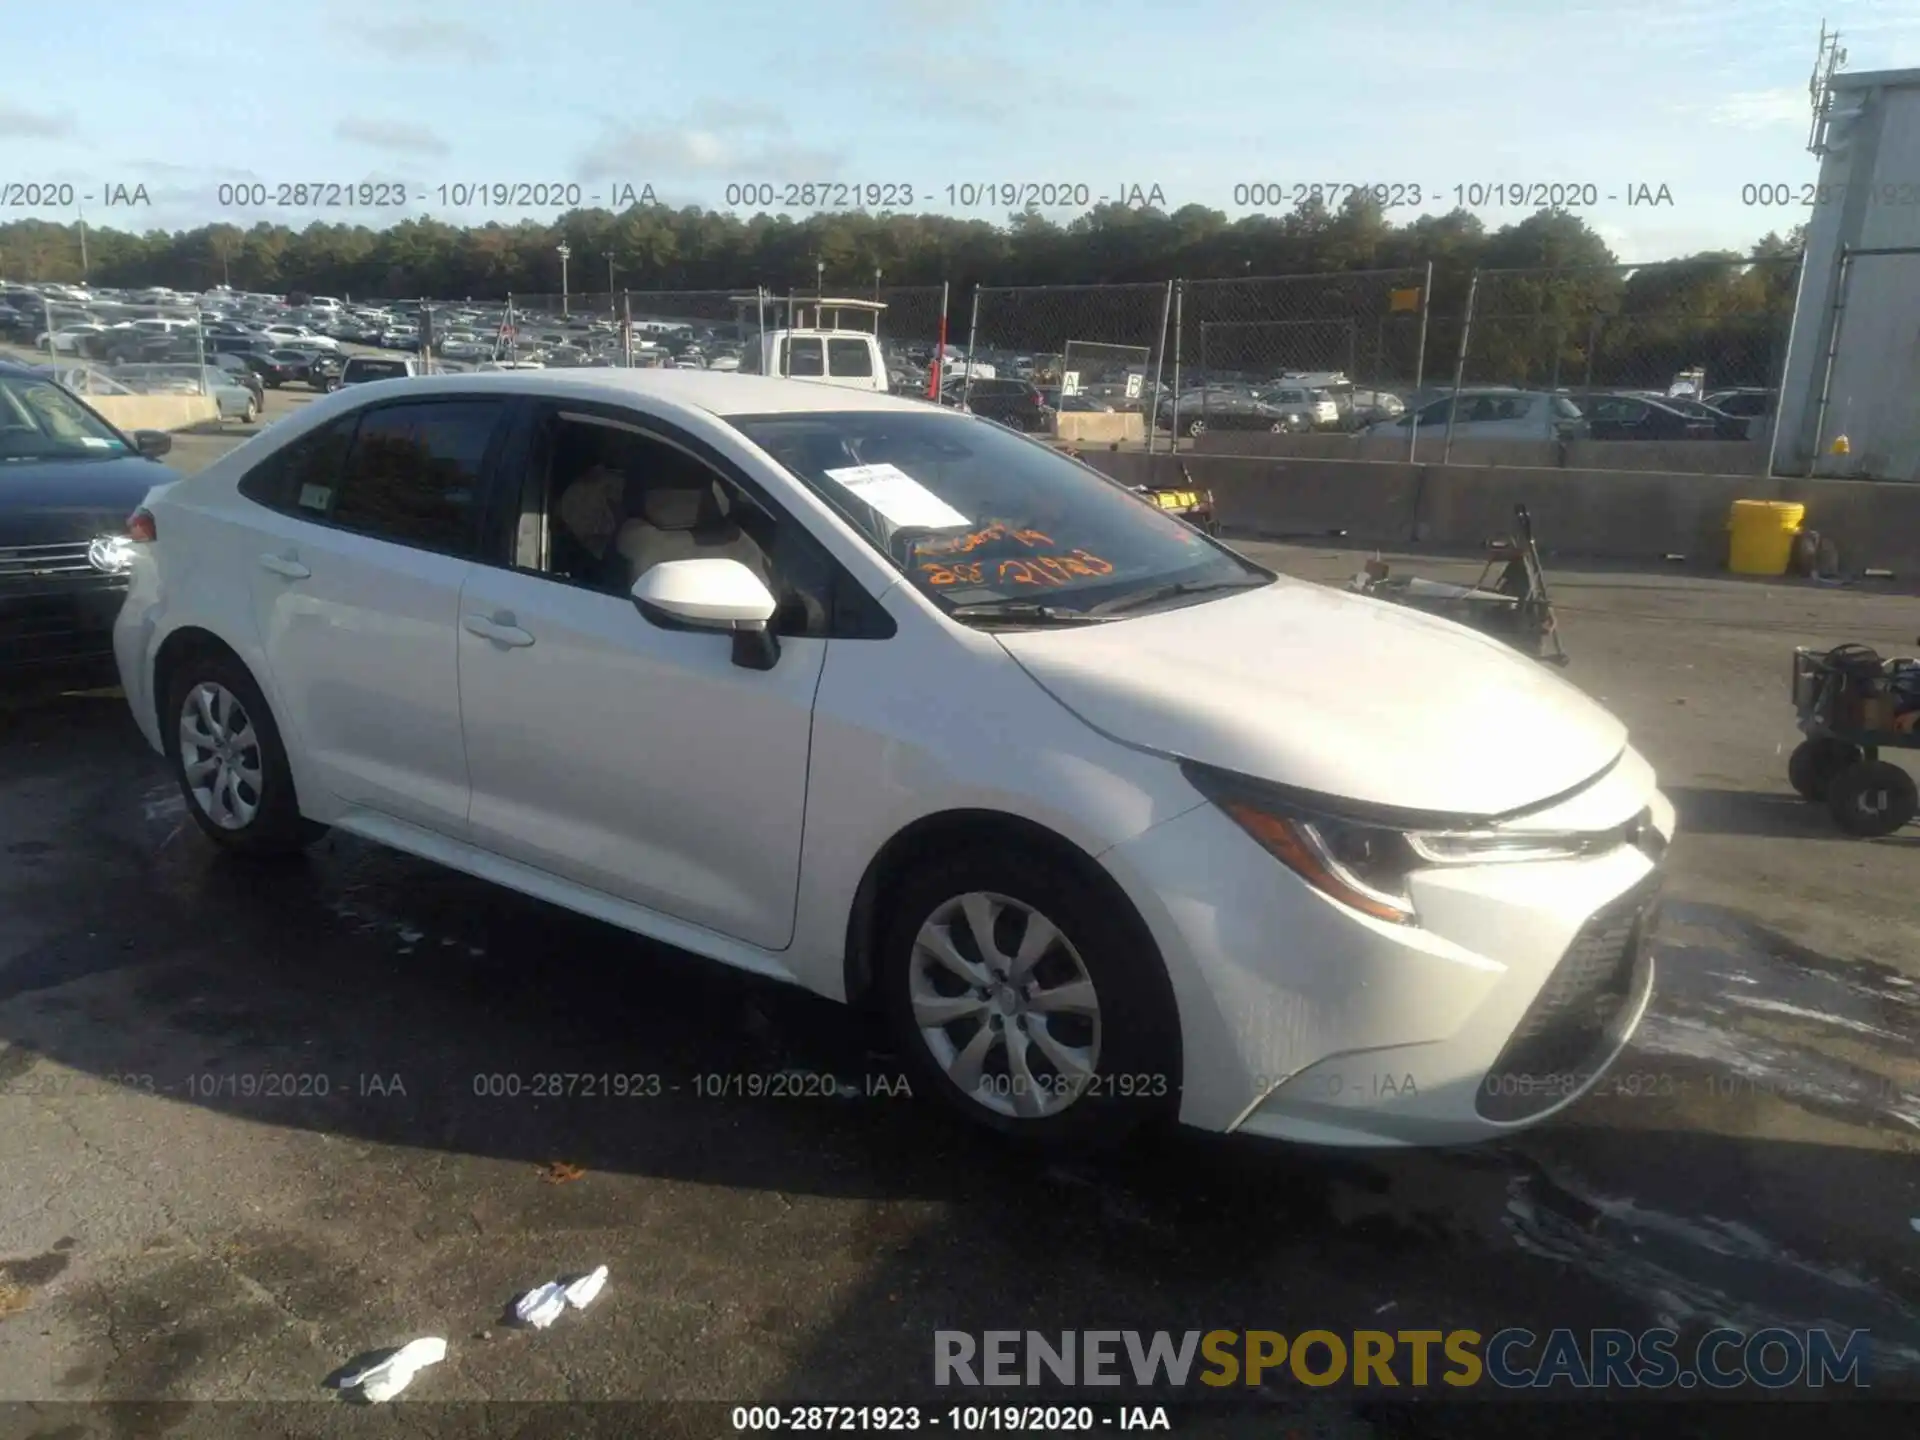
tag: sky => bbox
[4,0,1920,263]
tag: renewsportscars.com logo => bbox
[933,1328,1874,1390]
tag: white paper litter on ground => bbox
[339,1336,447,1401]
[563,1265,609,1310]
[822,463,969,530]
[513,1281,569,1329]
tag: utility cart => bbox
[1786,642,1920,836]
[1348,503,1568,665]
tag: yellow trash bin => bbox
[1727,500,1805,576]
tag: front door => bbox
[457,403,828,950]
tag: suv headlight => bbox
[1183,762,1620,926]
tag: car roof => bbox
[325,368,939,418]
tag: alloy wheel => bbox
[178,681,264,830]
[907,890,1101,1119]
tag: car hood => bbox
[1,454,177,541]
[995,577,1627,818]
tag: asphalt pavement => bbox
[0,431,1917,1435]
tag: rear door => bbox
[825,335,883,392]
[241,396,512,836]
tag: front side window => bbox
[734,410,1268,621]
[0,373,128,461]
[309,401,505,555]
[522,412,834,636]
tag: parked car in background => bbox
[1371,389,1587,443]
[0,359,180,688]
[236,350,306,389]
[1582,393,1743,442]
[956,377,1053,432]
[1258,383,1342,428]
[333,355,424,389]
[211,353,267,409]
[112,367,1672,1152]
[1703,388,1773,440]
[1157,388,1312,438]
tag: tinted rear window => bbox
[348,360,410,380]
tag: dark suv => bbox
[0,361,178,687]
[953,377,1053,433]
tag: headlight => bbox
[1183,762,1624,927]
[87,533,136,573]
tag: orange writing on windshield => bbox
[920,549,1115,587]
[917,522,1055,556]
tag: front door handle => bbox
[258,551,310,579]
[462,612,535,648]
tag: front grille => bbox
[1476,873,1659,1123]
[0,541,94,581]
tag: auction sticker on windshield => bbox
[823,463,970,530]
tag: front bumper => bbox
[1,573,129,673]
[1101,754,1673,1146]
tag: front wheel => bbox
[1183,418,1205,438]
[243,398,259,423]
[878,847,1179,1148]
[1787,737,1860,801]
[165,653,325,856]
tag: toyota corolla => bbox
[112,369,1671,1149]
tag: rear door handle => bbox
[462,613,535,648]
[258,552,309,579]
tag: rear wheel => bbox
[878,847,1179,1148]
[1826,760,1918,836]
[1183,418,1205,438]
[165,653,324,856]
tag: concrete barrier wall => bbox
[1077,450,1920,574]
[90,394,220,432]
[1194,430,1766,474]
[1054,411,1144,445]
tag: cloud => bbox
[336,116,452,157]
[579,125,841,182]
[360,18,498,61]
[0,101,74,140]
[1699,87,1810,130]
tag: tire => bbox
[877,846,1179,1148]
[1183,418,1205,438]
[267,378,283,389]
[164,651,325,856]
[1268,420,1289,433]
[243,398,258,424]
[1787,738,1860,802]
[1826,760,1918,837]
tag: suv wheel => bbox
[1183,418,1205,438]
[879,847,1179,1147]
[165,653,325,856]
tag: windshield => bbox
[0,373,130,462]
[733,409,1269,617]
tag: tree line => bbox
[0,195,1806,388]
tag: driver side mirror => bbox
[630,558,781,670]
[133,429,172,458]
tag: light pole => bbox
[605,250,615,298]
[556,242,571,317]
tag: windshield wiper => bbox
[945,599,1111,625]
[1085,577,1269,616]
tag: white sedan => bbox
[111,370,1671,1149]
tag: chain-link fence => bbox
[1172,269,1431,443]
[965,281,1172,442]
[1061,340,1151,409]
[1445,258,1799,457]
